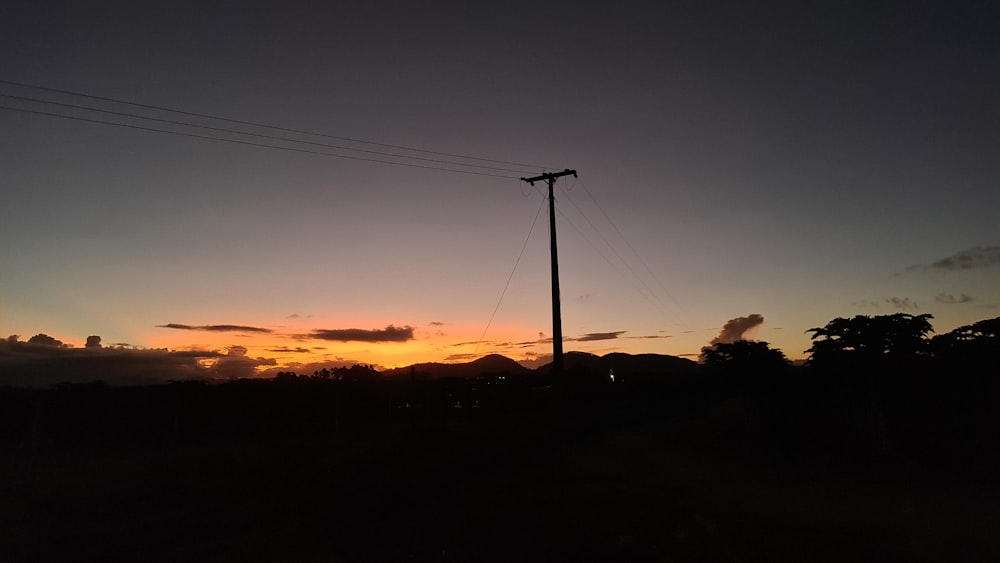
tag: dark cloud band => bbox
[158,323,273,334]
[575,331,626,342]
[309,325,414,343]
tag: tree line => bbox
[700,313,999,469]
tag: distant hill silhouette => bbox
[384,351,698,380]
[536,351,699,377]
[382,353,530,380]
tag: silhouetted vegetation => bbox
[693,314,1000,474]
[2,315,998,561]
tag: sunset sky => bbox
[2,2,998,383]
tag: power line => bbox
[574,177,694,328]
[0,105,521,179]
[558,181,674,317]
[0,79,552,170]
[553,202,670,318]
[473,193,548,357]
[0,93,538,175]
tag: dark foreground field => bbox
[2,381,998,562]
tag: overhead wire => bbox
[557,181,677,319]
[0,79,553,170]
[0,104,524,179]
[552,199,670,317]
[539,174,693,332]
[574,177,694,327]
[473,192,548,356]
[0,93,538,175]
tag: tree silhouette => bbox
[701,340,790,434]
[806,313,934,369]
[930,316,1000,362]
[27,333,67,347]
[805,313,936,455]
[700,340,789,375]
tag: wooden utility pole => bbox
[521,168,577,376]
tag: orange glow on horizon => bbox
[52,316,765,376]
[127,320,561,373]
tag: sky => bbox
[1,1,998,383]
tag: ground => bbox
[2,389,997,562]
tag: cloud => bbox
[158,323,273,334]
[444,353,478,361]
[307,325,414,343]
[429,321,445,326]
[931,246,1000,270]
[209,345,277,380]
[908,245,1000,272]
[935,292,973,305]
[885,297,919,310]
[709,314,764,346]
[267,347,312,354]
[85,335,102,348]
[574,331,626,342]
[0,337,224,387]
[625,334,673,340]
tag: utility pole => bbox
[521,168,577,376]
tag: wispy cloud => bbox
[935,292,973,305]
[908,245,1000,272]
[267,347,312,353]
[158,323,273,334]
[625,334,673,340]
[476,330,671,347]
[444,353,477,361]
[885,297,919,310]
[307,325,414,343]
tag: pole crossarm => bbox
[520,169,577,186]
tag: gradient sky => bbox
[2,1,998,380]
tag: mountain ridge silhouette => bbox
[383,351,698,380]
